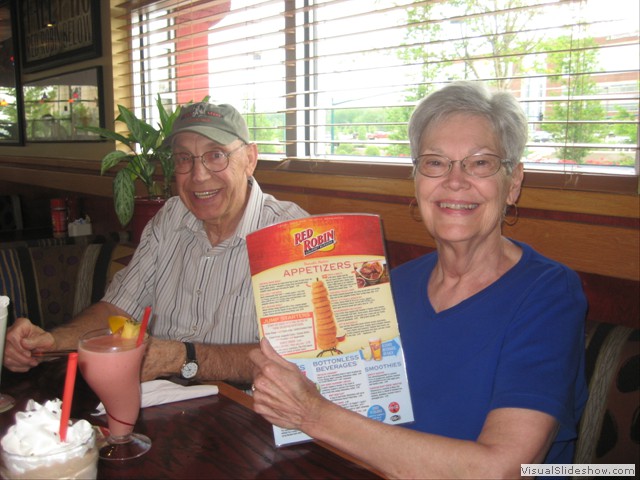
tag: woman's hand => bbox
[3,317,56,372]
[249,337,328,431]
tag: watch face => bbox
[181,362,198,379]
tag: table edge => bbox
[211,381,384,478]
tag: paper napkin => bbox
[93,379,219,415]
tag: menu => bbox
[246,214,414,446]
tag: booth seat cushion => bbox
[573,321,639,468]
[0,242,135,330]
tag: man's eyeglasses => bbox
[415,153,510,178]
[172,143,246,174]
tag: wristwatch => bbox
[180,342,198,379]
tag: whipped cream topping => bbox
[1,399,94,457]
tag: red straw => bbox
[136,306,152,347]
[59,352,78,442]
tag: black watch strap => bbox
[184,342,197,362]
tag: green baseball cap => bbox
[164,102,250,146]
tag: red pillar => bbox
[174,2,231,105]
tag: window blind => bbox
[115,0,639,177]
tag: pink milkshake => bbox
[77,328,151,460]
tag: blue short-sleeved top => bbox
[391,240,587,464]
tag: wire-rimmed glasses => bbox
[415,153,510,178]
[172,143,246,174]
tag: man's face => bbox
[172,132,257,232]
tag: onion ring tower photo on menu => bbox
[311,279,343,357]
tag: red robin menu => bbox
[246,214,414,446]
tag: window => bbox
[0,0,23,144]
[119,0,639,181]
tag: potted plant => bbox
[83,95,181,228]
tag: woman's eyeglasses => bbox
[415,153,510,178]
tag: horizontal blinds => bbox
[120,0,639,174]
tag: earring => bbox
[504,203,519,226]
[409,198,422,222]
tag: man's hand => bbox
[3,317,56,372]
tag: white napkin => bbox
[93,380,219,416]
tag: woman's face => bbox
[414,113,523,246]
[173,132,257,231]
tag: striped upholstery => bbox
[0,248,28,322]
[0,241,135,330]
[573,321,639,472]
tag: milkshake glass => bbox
[77,328,150,460]
[0,400,98,479]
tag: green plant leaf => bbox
[154,95,181,187]
[141,157,156,182]
[144,129,161,153]
[90,98,181,223]
[80,125,133,148]
[158,149,175,180]
[100,150,130,175]
[126,154,154,190]
[113,169,136,226]
[157,95,171,133]
[157,95,182,141]
[116,106,157,153]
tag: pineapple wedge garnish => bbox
[108,315,140,339]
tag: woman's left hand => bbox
[249,337,327,431]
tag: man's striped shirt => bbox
[102,178,308,344]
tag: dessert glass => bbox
[0,423,98,479]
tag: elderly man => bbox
[4,103,308,384]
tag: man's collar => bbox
[234,177,263,240]
[178,177,263,242]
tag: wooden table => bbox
[0,360,382,479]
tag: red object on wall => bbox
[50,198,68,238]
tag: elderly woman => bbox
[249,81,587,479]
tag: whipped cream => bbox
[1,399,93,456]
